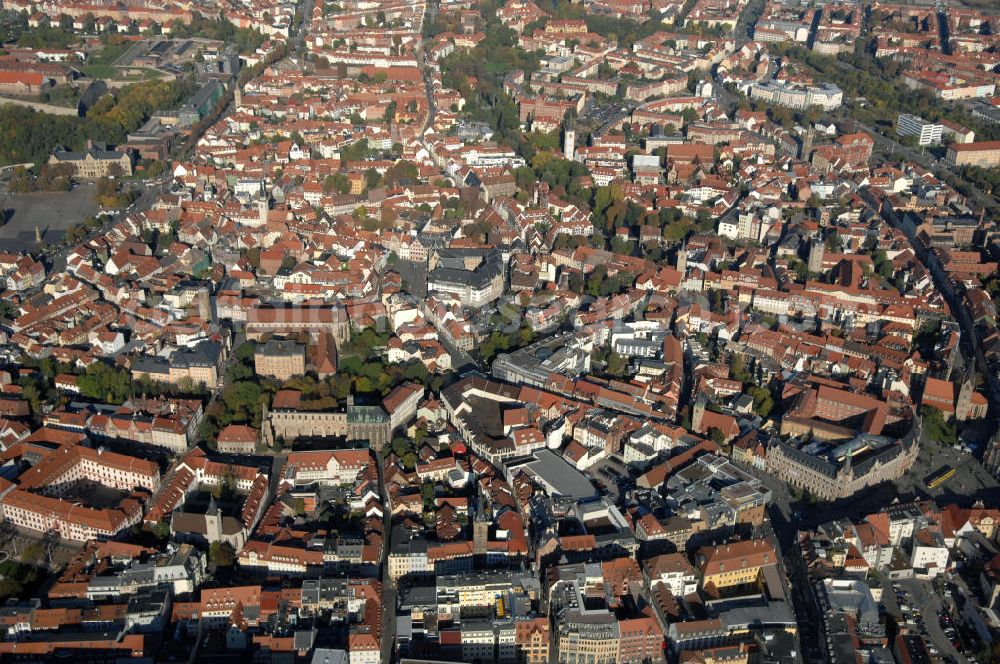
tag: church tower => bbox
[473,502,489,556]
[840,449,854,482]
[692,393,707,433]
[205,496,223,543]
[800,126,815,161]
[956,368,977,421]
[676,239,688,276]
[563,120,576,162]
[256,183,269,227]
[196,286,212,322]
[808,238,825,274]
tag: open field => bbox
[81,65,167,81]
[81,64,118,79]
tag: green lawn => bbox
[81,65,165,81]
[87,41,131,66]
[82,64,118,79]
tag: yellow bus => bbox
[926,466,956,489]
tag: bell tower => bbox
[563,118,576,162]
[205,496,223,543]
[256,183,269,227]
[956,367,977,421]
[808,238,825,274]
[676,239,687,276]
[692,393,707,433]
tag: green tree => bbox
[383,160,419,187]
[323,173,350,194]
[747,386,774,418]
[209,541,236,568]
[78,362,131,403]
[402,451,417,470]
[19,381,43,418]
[0,76,197,167]
[152,520,171,540]
[342,138,373,161]
[166,14,265,54]
[391,436,413,458]
[223,381,263,426]
[364,168,383,191]
[606,351,628,376]
[0,578,24,600]
[730,354,751,384]
[586,265,608,296]
[711,289,725,313]
[227,362,254,382]
[921,405,956,445]
[420,481,435,509]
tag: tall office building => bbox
[897,113,943,146]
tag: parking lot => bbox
[577,97,636,138]
[586,455,633,502]
[890,578,977,663]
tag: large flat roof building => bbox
[504,448,598,503]
[427,247,504,307]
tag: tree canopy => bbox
[0,77,198,166]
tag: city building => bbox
[49,142,133,178]
[946,140,1000,167]
[254,339,306,380]
[749,81,843,111]
[427,247,505,307]
[0,433,160,542]
[131,340,226,389]
[696,539,777,591]
[264,390,391,449]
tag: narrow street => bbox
[417,298,479,372]
[419,0,436,135]
[733,0,767,47]
[376,427,397,664]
